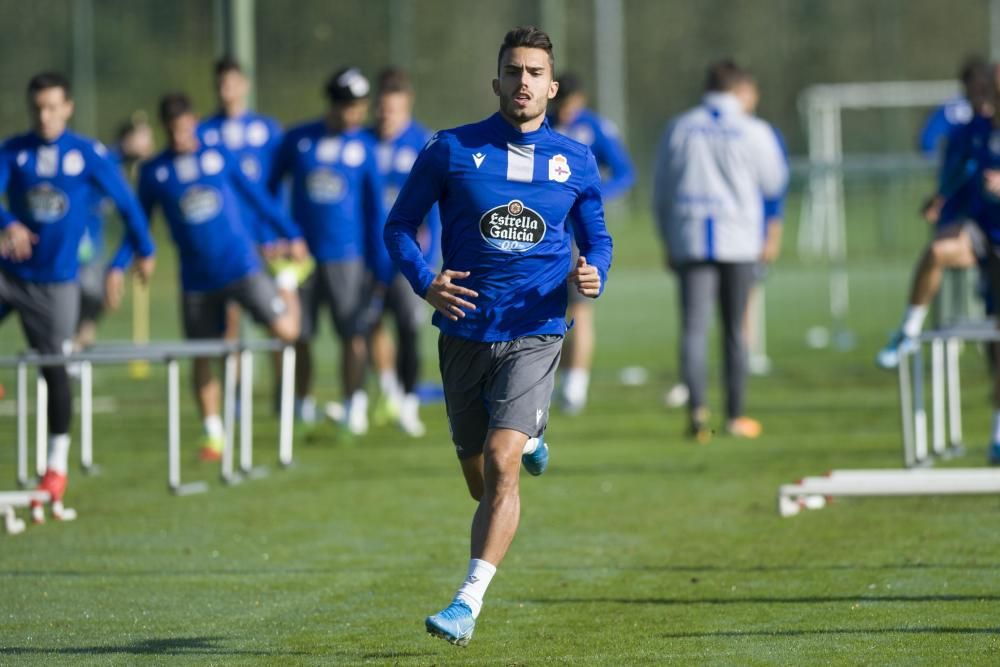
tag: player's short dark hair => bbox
[959,55,990,85]
[497,26,554,75]
[554,72,584,102]
[214,56,245,80]
[159,92,194,125]
[116,110,150,142]
[27,71,71,99]
[704,59,753,93]
[325,67,370,104]
[376,67,413,96]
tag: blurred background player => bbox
[875,58,994,369]
[653,59,788,442]
[549,72,635,414]
[73,112,155,353]
[365,67,440,437]
[919,55,986,158]
[108,92,302,461]
[0,72,156,521]
[269,67,394,436]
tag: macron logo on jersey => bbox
[473,152,486,169]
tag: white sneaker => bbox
[664,383,690,409]
[397,393,426,438]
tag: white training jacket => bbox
[652,92,788,264]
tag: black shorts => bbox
[182,271,285,339]
[438,333,563,459]
[299,259,371,340]
[0,269,79,354]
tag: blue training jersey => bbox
[384,112,614,343]
[551,108,634,201]
[936,114,992,228]
[366,120,442,268]
[198,111,284,244]
[0,131,154,283]
[113,144,298,292]
[269,120,393,284]
[920,96,975,158]
[956,116,1000,242]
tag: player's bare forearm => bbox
[425,269,478,321]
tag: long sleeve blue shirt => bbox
[367,120,442,268]
[113,144,297,292]
[269,120,393,284]
[198,111,286,244]
[0,131,154,283]
[384,112,613,343]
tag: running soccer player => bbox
[74,113,155,352]
[0,72,156,522]
[269,67,394,436]
[549,72,634,415]
[365,67,440,437]
[875,59,995,369]
[109,93,303,461]
[384,26,613,646]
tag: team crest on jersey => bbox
[27,183,69,223]
[247,121,269,147]
[201,150,224,176]
[316,138,341,163]
[395,147,417,172]
[62,149,85,176]
[179,185,223,224]
[222,120,244,149]
[342,141,366,167]
[479,199,546,252]
[548,154,571,183]
[306,168,346,203]
[241,156,261,181]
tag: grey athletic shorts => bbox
[182,271,285,339]
[385,273,427,331]
[299,259,369,340]
[438,333,563,460]
[0,269,78,354]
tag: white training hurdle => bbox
[1,339,296,525]
[778,322,1000,517]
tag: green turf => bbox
[2,206,1000,665]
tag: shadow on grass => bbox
[662,627,1000,639]
[0,636,305,656]
[529,594,1000,605]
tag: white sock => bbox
[563,368,590,405]
[901,305,928,338]
[522,436,539,455]
[348,390,368,418]
[992,411,1000,443]
[47,434,71,475]
[379,371,400,399]
[203,414,225,440]
[455,558,497,619]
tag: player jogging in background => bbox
[74,112,155,353]
[653,59,788,443]
[269,68,394,436]
[0,72,156,522]
[875,58,994,369]
[365,67,441,437]
[549,72,634,415]
[384,26,613,646]
[919,55,986,159]
[109,93,303,461]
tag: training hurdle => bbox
[778,322,1000,516]
[2,339,296,498]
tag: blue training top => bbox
[112,144,299,293]
[0,130,154,283]
[384,112,614,343]
[551,107,635,201]
[269,120,393,285]
[919,97,974,158]
[366,120,442,268]
[198,111,284,245]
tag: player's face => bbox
[29,87,73,141]
[217,70,249,109]
[121,124,155,162]
[166,112,199,153]
[376,91,413,138]
[331,99,369,131]
[493,47,558,128]
[555,91,586,125]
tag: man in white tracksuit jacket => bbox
[653,60,787,442]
